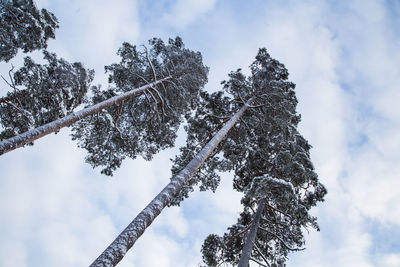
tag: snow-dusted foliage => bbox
[0,0,58,62]
[202,130,327,266]
[0,51,94,141]
[167,48,326,266]
[71,37,208,175]
[90,48,325,267]
[170,48,299,205]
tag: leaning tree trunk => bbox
[90,99,253,267]
[0,76,172,156]
[238,198,267,267]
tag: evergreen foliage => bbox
[0,0,58,62]
[170,48,299,205]
[0,51,94,141]
[71,37,208,175]
[168,48,326,266]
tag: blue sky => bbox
[0,0,399,266]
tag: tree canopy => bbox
[71,37,209,175]
[167,48,326,266]
[0,51,94,141]
[170,48,300,205]
[0,0,58,62]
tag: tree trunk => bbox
[238,198,267,267]
[90,99,253,267]
[0,76,172,156]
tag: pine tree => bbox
[201,128,327,266]
[197,50,327,266]
[169,48,300,206]
[0,0,58,62]
[0,0,94,154]
[71,37,208,175]
[89,48,303,266]
[0,37,208,158]
[0,51,94,144]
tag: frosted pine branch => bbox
[0,76,172,155]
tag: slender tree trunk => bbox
[238,198,267,267]
[0,76,172,156]
[90,99,253,267]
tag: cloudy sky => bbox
[1,0,399,266]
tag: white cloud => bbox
[377,253,400,267]
[162,0,218,29]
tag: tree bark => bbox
[90,99,253,267]
[238,198,267,267]
[0,76,172,156]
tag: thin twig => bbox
[113,100,124,125]
[265,203,293,222]
[141,45,157,83]
[226,223,253,246]
[149,86,166,116]
[3,101,32,122]
[254,243,271,267]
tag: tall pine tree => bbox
[0,37,208,158]
[201,127,326,266]
[170,48,326,266]
[89,48,314,266]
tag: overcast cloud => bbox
[0,0,399,266]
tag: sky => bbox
[0,0,399,266]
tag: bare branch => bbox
[1,74,14,89]
[248,102,268,108]
[146,88,158,105]
[238,92,246,104]
[254,243,271,267]
[265,203,293,222]
[149,86,166,116]
[113,100,124,126]
[165,79,180,90]
[141,45,157,83]
[239,118,254,136]
[258,227,305,251]
[3,100,33,123]
[143,91,152,106]
[8,65,16,90]
[129,70,151,85]
[226,222,253,246]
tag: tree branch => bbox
[258,227,305,251]
[113,100,124,126]
[225,223,252,246]
[141,45,157,83]
[3,100,33,122]
[254,243,271,267]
